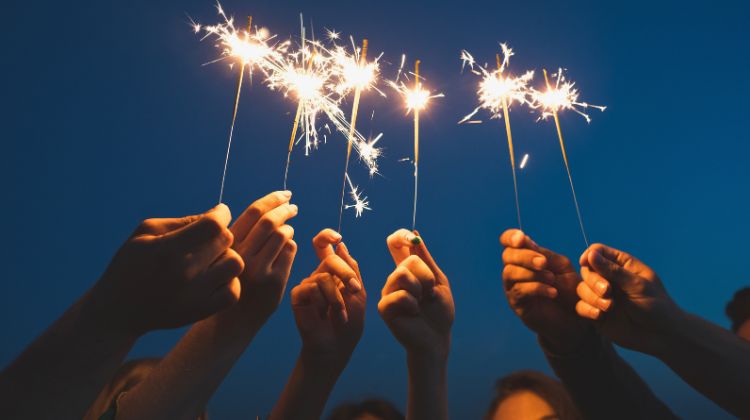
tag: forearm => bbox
[269,352,346,420]
[541,330,675,420]
[117,307,267,420]
[656,310,750,418]
[0,294,137,419]
[406,351,448,420]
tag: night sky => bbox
[2,0,749,418]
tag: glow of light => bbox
[520,153,529,169]
[387,57,444,114]
[344,173,371,217]
[531,68,606,123]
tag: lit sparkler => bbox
[344,173,371,218]
[532,68,606,246]
[460,44,535,229]
[388,57,444,230]
[193,2,288,203]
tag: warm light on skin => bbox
[492,391,557,420]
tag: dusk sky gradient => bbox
[2,0,749,418]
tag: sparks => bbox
[344,173,371,218]
[532,68,606,123]
[387,60,444,115]
[520,153,529,169]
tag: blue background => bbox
[2,0,748,418]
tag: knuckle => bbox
[247,205,263,221]
[204,216,225,237]
[258,215,275,231]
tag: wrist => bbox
[649,306,692,359]
[78,288,142,342]
[538,323,597,356]
[406,340,450,372]
[299,346,352,372]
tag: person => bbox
[726,287,750,340]
[0,203,244,419]
[270,228,365,420]
[576,243,750,418]
[113,191,298,419]
[378,229,454,420]
[485,370,581,420]
[328,398,404,420]
[499,229,675,419]
[83,358,207,420]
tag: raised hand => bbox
[500,229,590,352]
[90,204,243,335]
[230,191,299,319]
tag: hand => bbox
[291,229,366,365]
[576,243,682,354]
[500,229,591,352]
[379,229,454,360]
[230,191,299,319]
[89,204,244,335]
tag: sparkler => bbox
[533,68,606,246]
[344,173,371,217]
[460,44,535,230]
[336,38,373,234]
[388,57,444,230]
[193,2,287,203]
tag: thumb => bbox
[587,244,649,291]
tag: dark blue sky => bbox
[2,0,748,418]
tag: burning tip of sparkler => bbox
[344,174,371,217]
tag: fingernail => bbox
[333,232,343,242]
[281,190,292,199]
[596,281,608,295]
[339,308,349,323]
[289,204,298,214]
[598,298,611,311]
[591,250,605,265]
[348,277,361,292]
[591,307,601,318]
[532,256,546,270]
[547,287,558,298]
[512,230,524,246]
[410,235,422,245]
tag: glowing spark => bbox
[531,68,606,123]
[459,44,535,124]
[520,153,529,169]
[344,174,371,217]
[326,28,340,41]
[329,38,385,97]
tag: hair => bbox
[83,358,208,420]
[485,370,581,420]
[327,398,404,420]
[726,287,750,333]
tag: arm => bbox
[0,205,241,419]
[116,191,298,420]
[380,230,454,420]
[499,229,674,420]
[270,230,366,420]
[577,243,750,418]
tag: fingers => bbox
[383,266,424,300]
[502,247,547,271]
[315,254,359,294]
[386,229,420,265]
[586,244,641,289]
[507,282,558,308]
[312,229,342,261]
[411,231,448,285]
[254,224,295,264]
[580,266,611,297]
[335,242,363,292]
[502,265,555,290]
[577,280,612,312]
[201,248,245,290]
[315,273,348,323]
[271,239,298,275]
[499,229,538,249]
[232,191,292,242]
[588,243,652,278]
[241,203,298,256]
[378,290,420,320]
[202,277,242,317]
[576,300,602,320]
[399,255,437,297]
[159,204,233,254]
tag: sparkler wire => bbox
[337,39,368,234]
[543,69,589,247]
[412,60,420,231]
[497,54,523,230]
[218,16,252,204]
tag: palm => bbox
[388,285,454,353]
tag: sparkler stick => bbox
[539,68,604,247]
[412,60,420,231]
[282,49,316,190]
[498,54,523,230]
[337,39,368,234]
[218,16,252,204]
